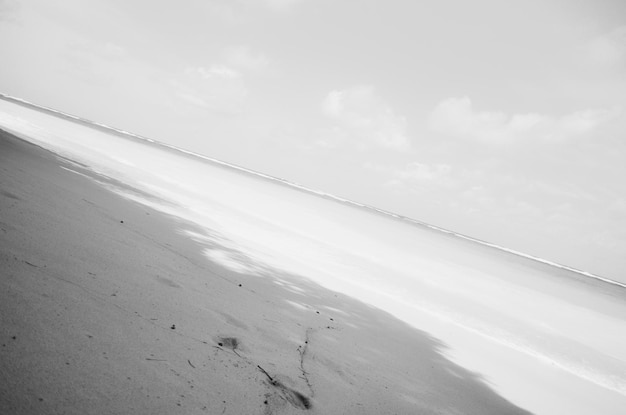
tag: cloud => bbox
[583,25,626,69]
[364,161,454,193]
[62,40,130,85]
[201,0,305,24]
[321,86,410,151]
[195,64,241,79]
[608,198,626,216]
[101,42,128,60]
[385,162,454,193]
[172,66,248,113]
[224,46,269,73]
[263,0,306,11]
[556,108,619,137]
[392,162,452,182]
[429,96,620,142]
[169,46,268,114]
[0,0,19,22]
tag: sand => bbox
[0,131,533,413]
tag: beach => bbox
[2,92,626,415]
[3,0,626,412]
[0,130,534,414]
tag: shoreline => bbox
[0,130,530,413]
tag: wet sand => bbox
[0,130,531,414]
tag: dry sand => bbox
[0,130,532,414]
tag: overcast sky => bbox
[1,0,625,280]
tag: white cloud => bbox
[62,40,129,85]
[365,161,454,192]
[608,199,626,216]
[584,25,626,68]
[393,162,451,182]
[429,96,620,142]
[173,66,248,113]
[225,46,269,73]
[263,0,305,11]
[101,42,127,60]
[170,46,268,114]
[195,64,241,79]
[321,86,410,151]
[201,0,305,23]
[556,108,619,136]
[323,90,344,117]
[0,0,19,22]
[177,92,210,108]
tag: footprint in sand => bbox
[214,336,313,410]
[216,336,239,350]
[258,368,312,411]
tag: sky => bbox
[1,0,625,281]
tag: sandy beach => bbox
[0,130,534,413]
